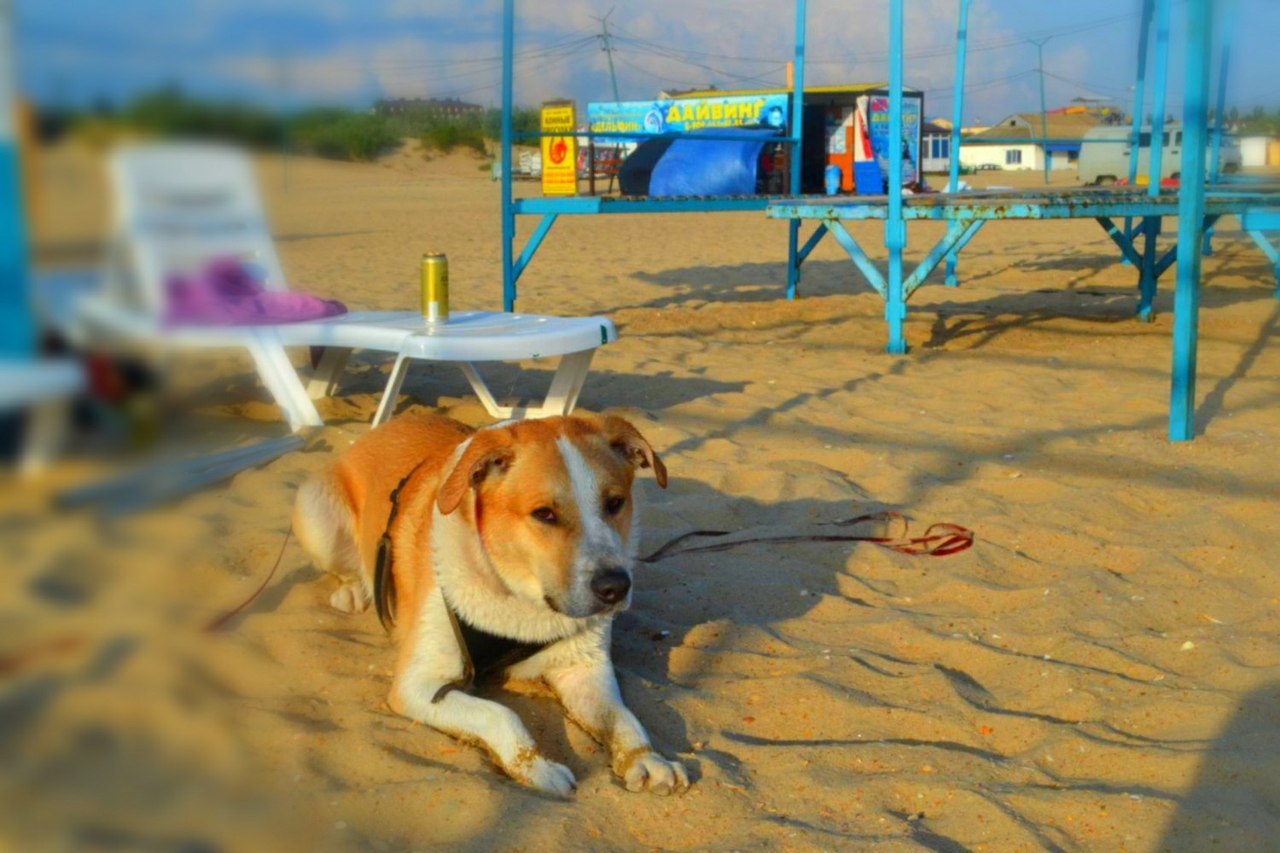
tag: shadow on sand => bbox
[1155,681,1280,851]
[621,228,1277,317]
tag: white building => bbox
[1239,136,1273,168]
[958,111,1109,171]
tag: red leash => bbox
[205,512,971,631]
[640,511,973,563]
[204,528,293,632]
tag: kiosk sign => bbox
[587,93,788,143]
[861,94,921,186]
[540,101,577,196]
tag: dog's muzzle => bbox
[590,567,631,606]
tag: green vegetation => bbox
[421,120,486,155]
[1235,106,1280,137]
[291,108,399,161]
[407,106,540,156]
[123,88,281,148]
[50,87,547,163]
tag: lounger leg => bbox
[244,334,323,432]
[19,399,71,477]
[307,346,352,400]
[372,353,413,428]
[540,349,594,416]
[458,362,507,419]
[460,350,595,420]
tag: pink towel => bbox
[163,257,347,327]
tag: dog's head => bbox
[436,413,666,618]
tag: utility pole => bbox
[1030,36,1052,185]
[595,7,620,103]
[593,7,621,192]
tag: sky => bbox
[13,0,1280,125]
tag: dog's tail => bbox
[293,470,362,585]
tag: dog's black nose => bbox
[591,569,631,604]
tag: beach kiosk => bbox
[586,85,924,196]
[670,86,923,194]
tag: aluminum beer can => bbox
[420,253,449,323]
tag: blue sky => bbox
[14,0,1280,124]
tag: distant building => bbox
[1240,136,1280,168]
[375,97,483,118]
[921,120,952,173]
[959,109,1107,171]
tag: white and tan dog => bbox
[293,412,688,797]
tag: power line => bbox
[1041,70,1132,99]
[615,52,786,91]
[613,53,703,89]
[430,40,596,100]
[610,9,1141,69]
[920,68,1038,97]
[612,42,787,88]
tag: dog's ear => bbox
[437,432,514,515]
[601,415,667,488]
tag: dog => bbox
[293,412,689,798]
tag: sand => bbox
[3,139,1279,851]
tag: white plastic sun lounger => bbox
[64,142,615,431]
[371,310,615,426]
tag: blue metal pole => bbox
[1036,39,1050,185]
[1136,0,1172,321]
[500,0,516,312]
[1146,0,1172,192]
[1203,0,1235,256]
[944,0,973,287]
[1170,0,1212,441]
[786,0,807,300]
[1122,0,1154,264]
[885,0,907,354]
[0,0,33,358]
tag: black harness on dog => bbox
[373,462,554,703]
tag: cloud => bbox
[217,51,371,100]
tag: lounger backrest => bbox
[108,143,289,314]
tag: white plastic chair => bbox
[66,142,615,430]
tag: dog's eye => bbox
[604,495,626,516]
[531,506,557,525]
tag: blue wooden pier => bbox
[766,183,1280,353]
[497,0,1277,441]
[758,0,1278,441]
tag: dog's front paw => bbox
[618,750,690,796]
[521,755,577,798]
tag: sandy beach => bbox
[3,140,1279,851]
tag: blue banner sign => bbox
[865,94,921,186]
[587,94,790,142]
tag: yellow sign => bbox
[540,101,578,196]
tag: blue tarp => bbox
[647,129,777,198]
